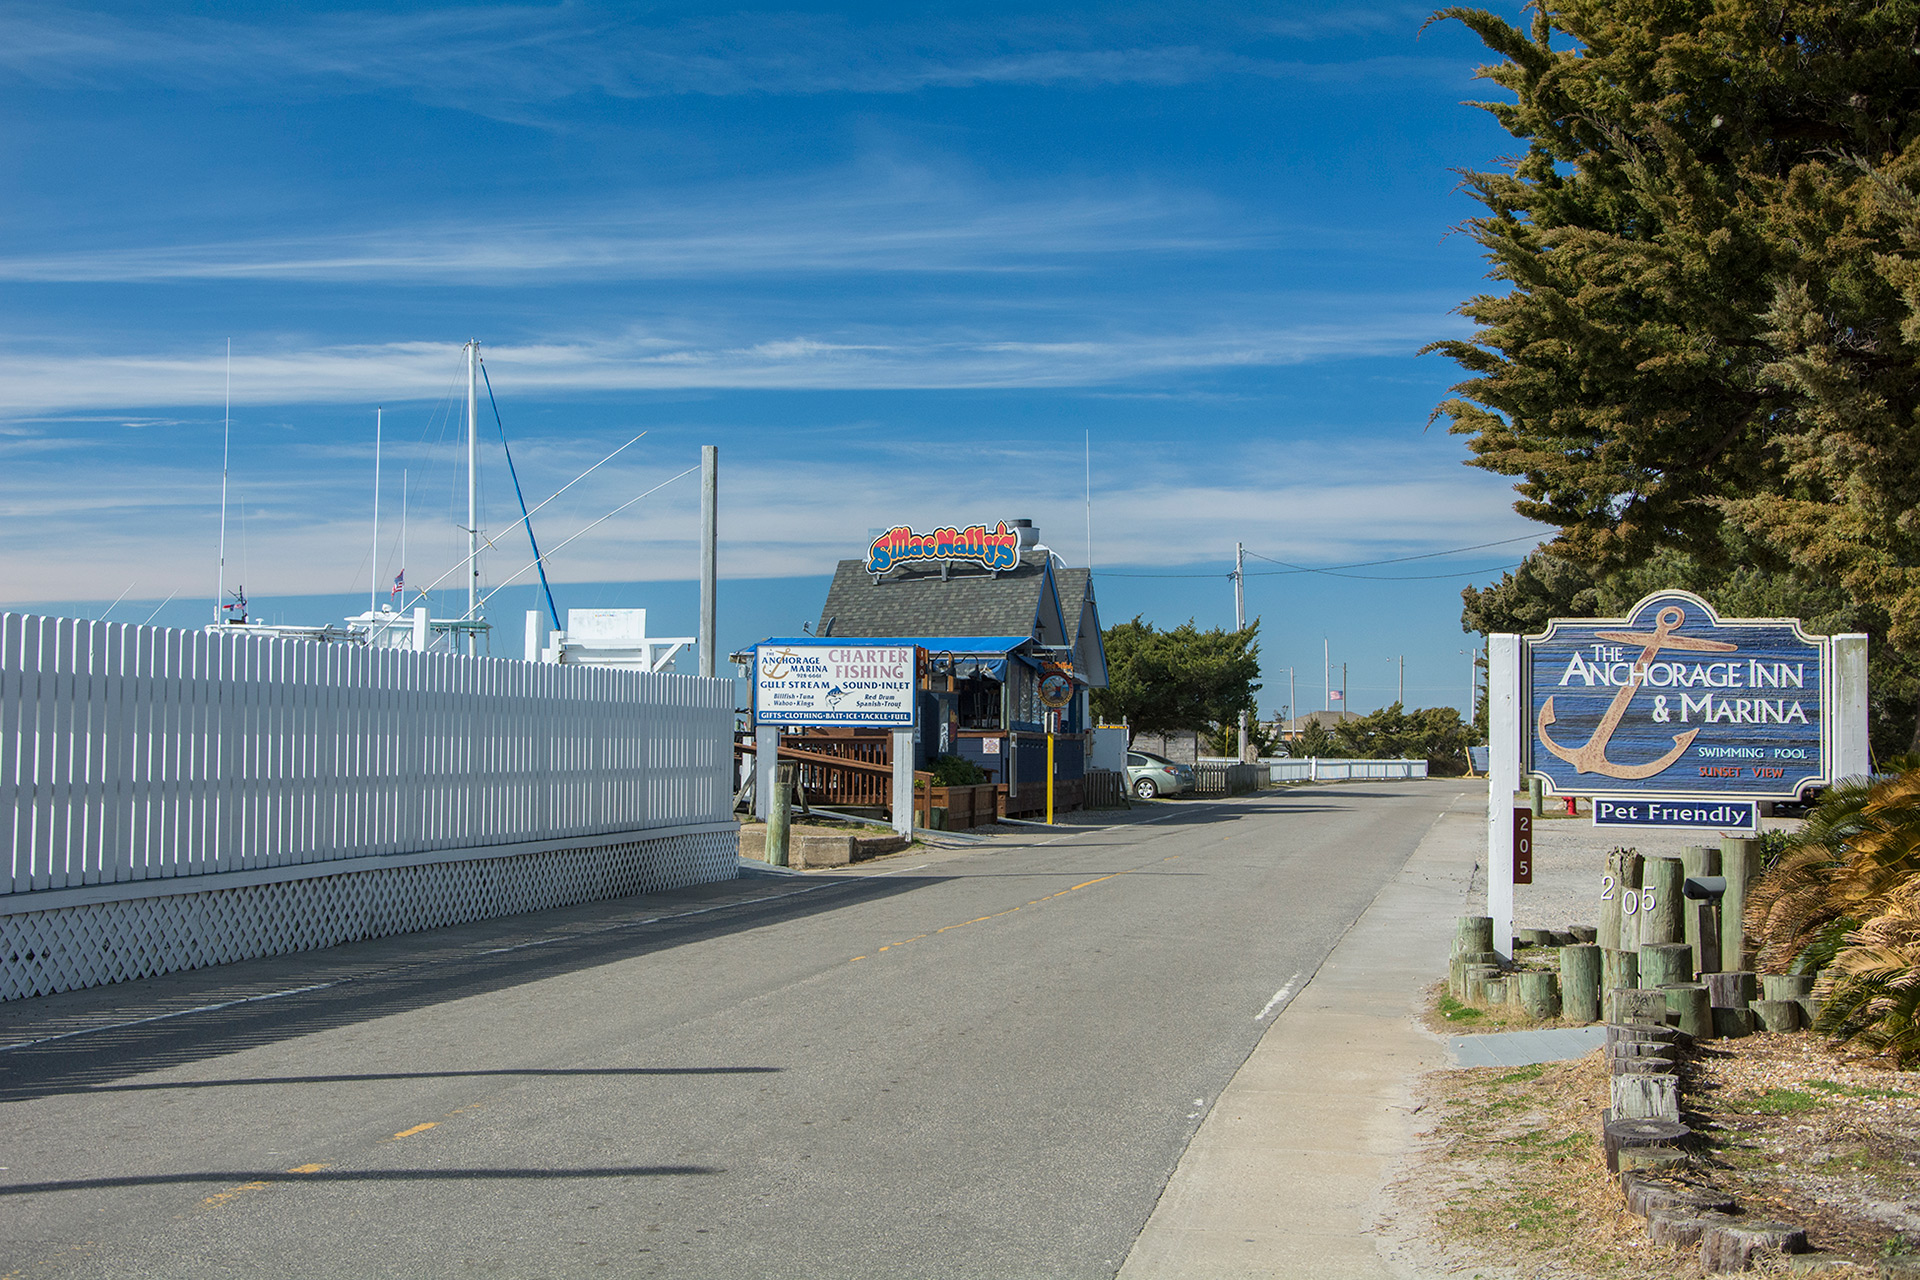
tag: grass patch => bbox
[1493,1064,1547,1085]
[1437,994,1486,1023]
[1807,1079,1911,1100]
[1727,1086,1827,1115]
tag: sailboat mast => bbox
[466,340,479,653]
[371,407,381,615]
[217,339,231,623]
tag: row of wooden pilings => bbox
[1447,835,1820,1037]
[1446,833,1822,1271]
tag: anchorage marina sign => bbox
[1526,590,1831,802]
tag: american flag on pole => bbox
[1329,689,1343,702]
[390,570,404,599]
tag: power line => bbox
[1241,534,1543,573]
[1092,534,1542,581]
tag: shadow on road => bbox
[1,1165,721,1197]
[0,872,938,1106]
[17,1064,783,1100]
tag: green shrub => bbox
[928,754,988,787]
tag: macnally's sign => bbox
[1525,590,1830,801]
[866,522,1021,574]
[754,644,916,727]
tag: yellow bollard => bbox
[1046,732,1055,825]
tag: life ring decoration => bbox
[1039,672,1075,709]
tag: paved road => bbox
[0,779,1471,1279]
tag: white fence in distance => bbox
[1263,757,1430,782]
[2,612,735,896]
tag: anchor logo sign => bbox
[1537,605,1738,779]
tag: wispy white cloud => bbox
[0,173,1234,283]
[0,429,1538,606]
[0,313,1464,415]
[0,5,1466,113]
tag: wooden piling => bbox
[1639,856,1684,947]
[1514,970,1560,1020]
[1600,848,1643,951]
[1453,915,1494,958]
[1640,942,1694,989]
[1559,944,1601,1023]
[1704,971,1755,1009]
[1720,836,1761,970]
[1663,983,1714,1040]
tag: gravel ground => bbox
[1502,803,1800,934]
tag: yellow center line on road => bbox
[392,1122,437,1139]
[849,854,1181,963]
[200,1163,331,1209]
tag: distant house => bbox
[1277,709,1361,742]
[1128,729,1202,765]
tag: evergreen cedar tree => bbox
[1431,0,1920,754]
[1094,617,1260,738]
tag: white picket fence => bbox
[2,612,739,1000]
[2,612,732,894]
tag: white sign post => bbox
[1487,634,1520,960]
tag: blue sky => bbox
[0,1,1540,719]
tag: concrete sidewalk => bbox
[1117,789,1485,1279]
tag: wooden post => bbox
[1704,971,1755,1009]
[1603,1116,1689,1174]
[1610,1072,1680,1121]
[1601,947,1639,999]
[1763,972,1818,1027]
[1641,942,1694,988]
[1454,916,1495,957]
[1639,856,1684,947]
[767,761,796,868]
[1688,901,1720,975]
[1560,944,1601,1023]
[1720,836,1760,971]
[1680,844,1719,971]
[1713,1006,1756,1037]
[1663,982,1713,1039]
[1514,970,1560,1019]
[1610,988,1669,1025]
[1600,848,1642,951]
[1700,1221,1808,1272]
[1529,775,1544,817]
[1752,998,1802,1032]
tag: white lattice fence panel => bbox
[1,827,737,1002]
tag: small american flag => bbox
[390,570,404,599]
[1329,689,1343,702]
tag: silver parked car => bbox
[1126,750,1195,800]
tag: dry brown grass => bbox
[1387,1022,1920,1277]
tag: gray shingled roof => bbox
[817,552,1065,641]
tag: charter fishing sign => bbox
[1525,590,1831,801]
[753,644,917,727]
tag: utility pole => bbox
[1396,654,1404,706]
[699,445,718,679]
[1342,661,1348,713]
[1460,647,1477,724]
[1324,638,1330,713]
[1233,541,1247,760]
